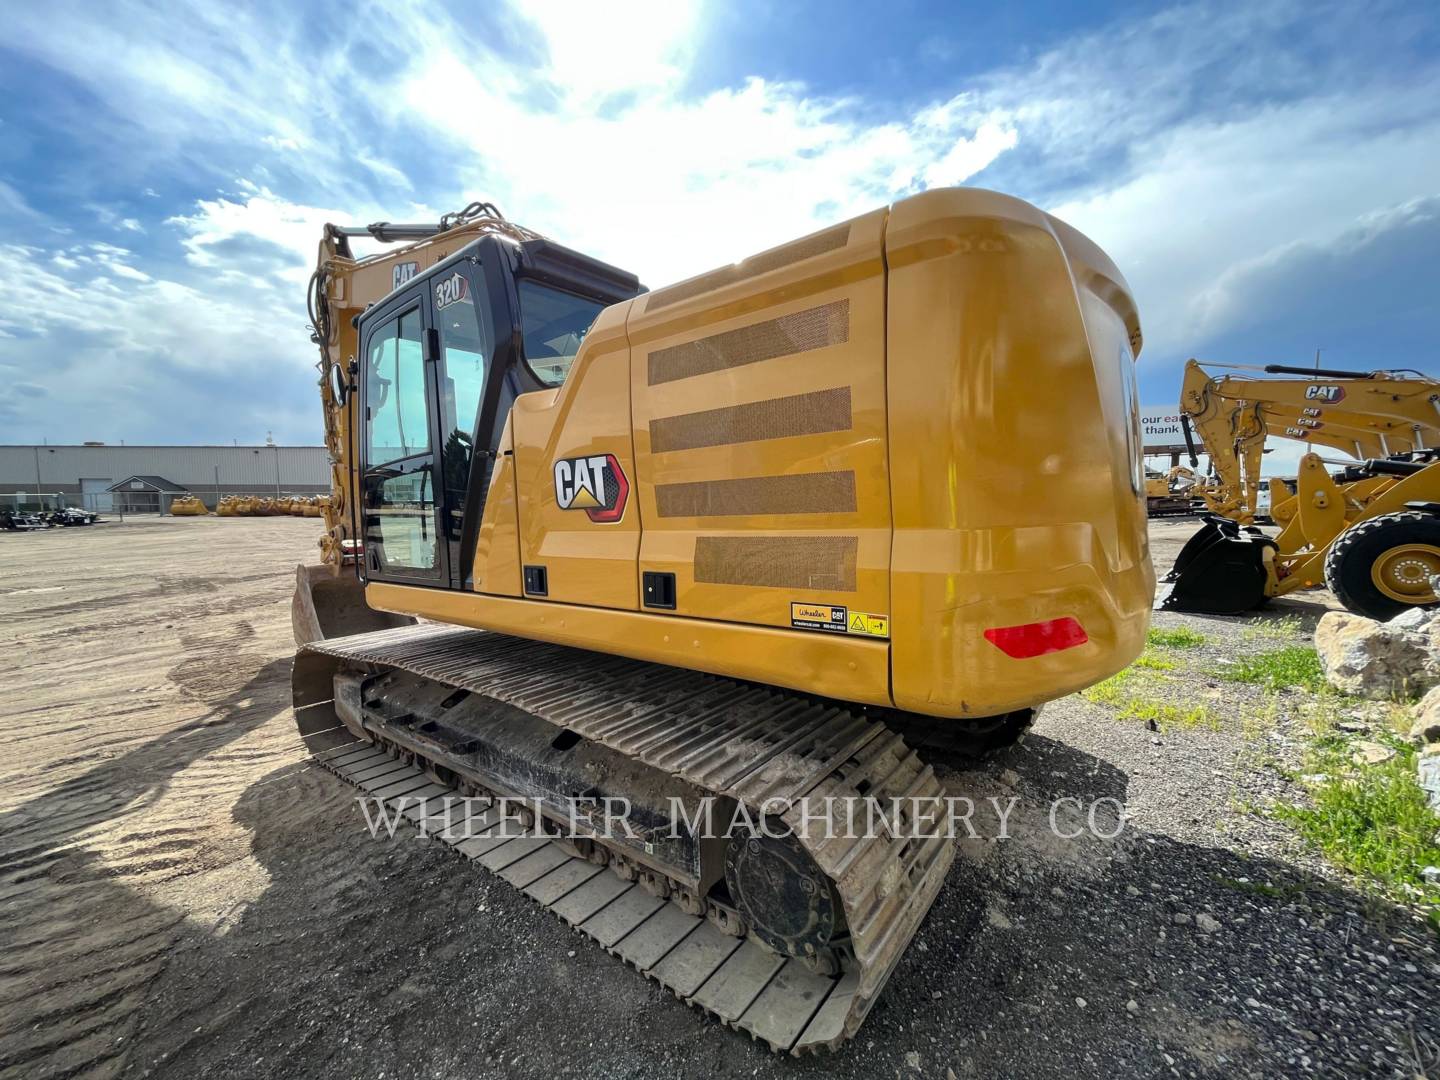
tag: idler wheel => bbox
[723,831,842,959]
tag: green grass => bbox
[1146,626,1207,649]
[1224,645,1326,692]
[1275,745,1440,899]
[1132,651,1178,672]
[1083,669,1220,730]
[1241,614,1306,642]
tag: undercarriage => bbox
[294,622,1031,1052]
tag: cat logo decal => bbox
[553,454,629,523]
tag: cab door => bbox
[359,298,448,586]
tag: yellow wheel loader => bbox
[290,190,1152,1052]
[1159,359,1440,617]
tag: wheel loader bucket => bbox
[291,562,416,647]
[1157,517,1274,614]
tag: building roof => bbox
[107,475,190,492]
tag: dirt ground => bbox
[3,516,1437,1079]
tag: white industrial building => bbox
[0,444,331,511]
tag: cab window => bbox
[435,269,495,521]
[518,280,604,387]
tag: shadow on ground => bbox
[42,726,1435,1080]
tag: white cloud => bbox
[1,0,1436,446]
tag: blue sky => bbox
[0,0,1436,471]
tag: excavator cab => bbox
[294,234,641,642]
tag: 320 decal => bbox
[553,454,629,523]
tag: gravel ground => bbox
[2,516,1437,1080]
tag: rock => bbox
[1421,866,1440,884]
[1075,996,1087,1008]
[1419,750,1440,812]
[1336,720,1370,733]
[1388,606,1435,632]
[1351,741,1396,766]
[1172,913,1191,926]
[1314,611,1438,699]
[904,1051,921,1069]
[1195,913,1221,933]
[1411,685,1440,744]
[1126,999,1140,1014]
[1125,884,1141,897]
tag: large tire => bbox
[1324,510,1440,620]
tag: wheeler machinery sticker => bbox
[790,603,889,638]
[553,454,629,523]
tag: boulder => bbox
[1387,606,1436,633]
[1314,611,1439,699]
[1350,741,1396,766]
[1411,685,1440,745]
[1419,747,1440,812]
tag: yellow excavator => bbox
[1160,359,1440,617]
[1145,464,1199,517]
[290,190,1152,1052]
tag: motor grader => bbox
[290,189,1152,1052]
[1160,359,1440,618]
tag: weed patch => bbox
[1225,645,1325,692]
[1146,626,1207,649]
[1276,745,1440,900]
[1241,614,1306,642]
[1132,651,1178,672]
[1083,669,1219,730]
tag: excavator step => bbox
[309,739,859,1053]
[296,622,957,1053]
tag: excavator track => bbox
[294,623,954,1054]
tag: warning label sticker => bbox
[790,603,889,638]
[846,611,890,638]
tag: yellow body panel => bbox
[512,301,641,610]
[366,581,892,707]
[365,188,1151,719]
[627,208,891,632]
[472,416,523,597]
[884,190,1151,715]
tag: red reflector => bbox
[983,617,1089,659]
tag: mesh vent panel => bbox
[655,472,856,518]
[693,536,859,591]
[647,299,849,386]
[649,387,853,453]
